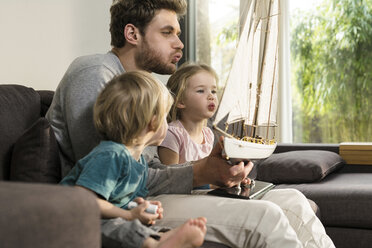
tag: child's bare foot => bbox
[155,217,207,248]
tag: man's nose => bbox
[174,35,184,50]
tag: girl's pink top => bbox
[159,120,214,163]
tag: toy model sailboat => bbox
[213,0,280,160]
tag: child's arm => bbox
[97,198,162,225]
[96,197,132,219]
[76,186,163,225]
[158,146,179,165]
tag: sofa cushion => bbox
[37,90,55,117]
[0,181,101,248]
[276,173,372,229]
[256,150,345,183]
[10,118,61,183]
[0,85,41,180]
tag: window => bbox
[184,0,240,95]
[185,0,372,143]
[290,0,372,143]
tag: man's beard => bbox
[135,39,178,75]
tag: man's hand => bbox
[192,136,253,188]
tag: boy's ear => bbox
[148,116,158,131]
[124,24,140,45]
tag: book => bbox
[206,180,275,200]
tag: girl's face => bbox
[179,71,218,121]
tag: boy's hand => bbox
[130,197,163,225]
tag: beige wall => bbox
[0,0,112,90]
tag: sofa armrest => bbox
[0,181,101,248]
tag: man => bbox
[47,0,335,247]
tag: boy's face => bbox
[149,115,168,146]
[135,9,184,74]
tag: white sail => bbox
[257,0,279,126]
[213,0,280,128]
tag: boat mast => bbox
[266,2,280,141]
[250,0,273,139]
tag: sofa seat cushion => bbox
[0,85,41,180]
[276,172,372,229]
[10,117,61,183]
[325,226,372,248]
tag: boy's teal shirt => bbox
[60,141,149,209]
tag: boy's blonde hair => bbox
[94,71,173,145]
[167,62,218,122]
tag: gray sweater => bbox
[46,52,193,196]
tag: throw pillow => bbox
[0,84,40,180]
[10,118,61,183]
[256,150,345,183]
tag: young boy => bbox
[60,71,207,248]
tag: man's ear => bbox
[124,24,140,45]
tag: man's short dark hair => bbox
[110,0,187,48]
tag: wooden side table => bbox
[339,142,372,165]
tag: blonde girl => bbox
[158,63,219,169]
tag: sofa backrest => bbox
[0,85,42,180]
[0,84,61,183]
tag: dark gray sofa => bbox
[273,144,372,248]
[0,84,101,248]
[2,84,371,248]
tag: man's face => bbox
[135,9,184,74]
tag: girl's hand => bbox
[129,197,163,225]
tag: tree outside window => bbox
[291,0,372,142]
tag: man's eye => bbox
[162,31,171,35]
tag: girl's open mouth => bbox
[208,104,215,111]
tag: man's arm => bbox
[146,137,253,196]
[147,163,194,196]
[63,70,108,161]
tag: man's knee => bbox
[263,189,309,207]
[248,201,302,247]
[258,200,287,222]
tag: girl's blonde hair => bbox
[167,62,218,122]
[94,71,173,145]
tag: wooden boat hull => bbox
[224,137,277,160]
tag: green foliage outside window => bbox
[291,0,372,143]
